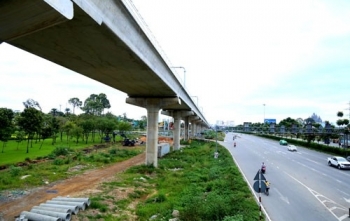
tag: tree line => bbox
[0,93,147,153]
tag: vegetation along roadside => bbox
[75,140,260,221]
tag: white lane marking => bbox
[339,214,349,220]
[274,187,290,204]
[344,198,350,203]
[285,172,348,221]
[221,141,272,221]
[306,158,321,165]
[337,189,350,196]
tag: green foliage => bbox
[9,165,22,177]
[258,134,350,157]
[132,141,260,221]
[126,164,157,175]
[90,200,108,212]
[52,146,71,156]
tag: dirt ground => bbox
[0,153,145,220]
[0,136,173,221]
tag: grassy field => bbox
[0,135,128,166]
[0,137,261,221]
[75,140,261,221]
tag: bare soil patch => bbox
[0,152,146,220]
[0,136,175,220]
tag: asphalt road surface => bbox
[220,133,350,221]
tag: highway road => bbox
[220,133,350,221]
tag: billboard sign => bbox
[264,119,276,124]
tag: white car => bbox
[287,145,297,152]
[328,156,350,169]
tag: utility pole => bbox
[263,104,266,123]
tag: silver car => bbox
[287,145,297,152]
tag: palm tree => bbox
[65,108,70,115]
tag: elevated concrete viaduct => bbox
[0,0,210,167]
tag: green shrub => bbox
[9,165,22,177]
[52,159,65,165]
[90,201,108,212]
[52,147,71,156]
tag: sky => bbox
[1,0,350,126]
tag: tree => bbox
[43,113,60,145]
[23,99,42,111]
[68,97,82,114]
[39,126,52,149]
[56,116,68,142]
[70,125,84,144]
[63,121,75,143]
[96,116,118,142]
[79,118,95,144]
[49,108,58,116]
[118,121,132,133]
[336,111,349,147]
[81,93,111,115]
[64,108,71,115]
[0,108,14,153]
[14,130,26,150]
[17,108,43,153]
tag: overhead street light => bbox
[171,66,186,88]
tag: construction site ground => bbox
[0,136,173,221]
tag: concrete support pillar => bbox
[194,120,203,137]
[198,124,202,134]
[193,123,198,137]
[189,116,200,138]
[146,105,160,166]
[184,116,189,141]
[173,111,181,150]
[161,110,194,144]
[126,97,180,167]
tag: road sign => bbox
[253,170,266,181]
[253,170,267,193]
[253,180,267,193]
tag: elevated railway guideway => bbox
[0,0,209,166]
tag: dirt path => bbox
[0,152,146,220]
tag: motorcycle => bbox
[234,142,236,147]
[123,138,136,146]
[264,181,270,196]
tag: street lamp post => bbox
[263,104,266,123]
[171,66,186,88]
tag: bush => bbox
[9,165,22,177]
[52,147,71,157]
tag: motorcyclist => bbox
[261,162,266,173]
[265,180,270,194]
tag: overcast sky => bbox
[1,0,350,125]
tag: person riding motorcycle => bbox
[261,162,266,174]
[265,180,270,195]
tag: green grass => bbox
[0,137,107,166]
[0,142,143,190]
[0,138,260,220]
[75,140,261,221]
